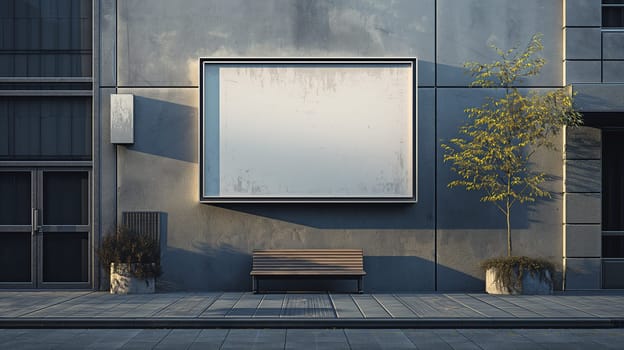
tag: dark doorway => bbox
[602,129,624,288]
[0,169,90,288]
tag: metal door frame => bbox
[0,168,37,288]
[0,167,91,289]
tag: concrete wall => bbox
[563,127,602,289]
[562,0,621,290]
[97,0,568,291]
[563,0,624,86]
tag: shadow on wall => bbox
[160,244,251,292]
[440,175,561,231]
[447,185,568,235]
[158,243,484,292]
[126,95,198,163]
[573,89,624,113]
[218,203,431,230]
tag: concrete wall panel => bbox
[565,160,601,193]
[602,61,624,83]
[436,230,500,291]
[571,84,624,112]
[564,60,601,84]
[565,126,601,160]
[437,0,562,87]
[564,0,601,27]
[99,88,118,236]
[564,28,601,60]
[603,32,624,60]
[116,0,435,87]
[99,0,116,86]
[565,193,601,224]
[566,258,601,289]
[565,224,601,258]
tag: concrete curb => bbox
[1,318,623,329]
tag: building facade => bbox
[0,0,622,291]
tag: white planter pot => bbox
[110,263,155,294]
[485,267,553,295]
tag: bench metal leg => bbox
[252,277,258,294]
[357,277,363,294]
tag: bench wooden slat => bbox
[253,256,362,259]
[255,260,361,262]
[253,253,362,256]
[253,261,363,265]
[250,249,365,293]
[252,266,364,274]
[254,256,361,258]
[251,270,366,276]
[253,264,362,266]
[253,249,361,251]
[253,256,363,259]
[252,266,365,268]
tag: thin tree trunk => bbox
[507,173,512,257]
[506,206,512,257]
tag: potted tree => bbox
[97,226,162,294]
[441,34,583,294]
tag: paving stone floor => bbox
[1,328,623,349]
[1,291,624,319]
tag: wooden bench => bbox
[250,249,366,293]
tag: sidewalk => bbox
[1,291,623,329]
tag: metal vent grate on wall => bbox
[122,211,161,243]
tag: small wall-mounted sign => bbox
[110,94,134,144]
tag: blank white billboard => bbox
[200,58,417,202]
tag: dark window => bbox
[0,97,91,160]
[603,260,624,288]
[603,235,624,258]
[603,129,624,259]
[603,130,624,231]
[0,232,32,282]
[0,0,92,77]
[0,0,92,161]
[43,232,88,282]
[603,0,624,27]
[43,171,89,225]
[0,172,31,225]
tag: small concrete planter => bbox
[486,267,553,295]
[110,263,156,294]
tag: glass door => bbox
[602,129,624,288]
[37,170,90,288]
[0,170,36,288]
[0,168,90,289]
